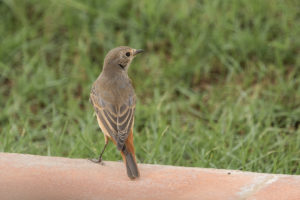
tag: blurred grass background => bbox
[0,0,299,174]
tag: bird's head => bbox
[103,46,144,72]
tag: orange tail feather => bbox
[120,130,139,179]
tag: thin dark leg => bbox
[90,143,108,164]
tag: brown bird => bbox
[90,46,144,179]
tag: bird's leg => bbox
[90,142,108,165]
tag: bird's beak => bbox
[133,49,144,56]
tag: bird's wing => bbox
[90,87,135,150]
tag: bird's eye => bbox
[125,52,130,57]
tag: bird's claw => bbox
[89,158,105,165]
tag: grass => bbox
[0,0,299,175]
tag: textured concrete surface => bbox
[0,153,299,200]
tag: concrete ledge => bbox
[0,153,299,200]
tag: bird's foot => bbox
[89,158,105,165]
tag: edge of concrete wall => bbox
[0,153,299,200]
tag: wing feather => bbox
[90,89,135,150]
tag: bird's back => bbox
[91,72,135,106]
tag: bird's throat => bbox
[118,64,125,69]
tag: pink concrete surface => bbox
[0,153,299,200]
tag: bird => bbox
[89,46,144,179]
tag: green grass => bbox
[0,0,299,175]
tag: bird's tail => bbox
[120,131,139,179]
